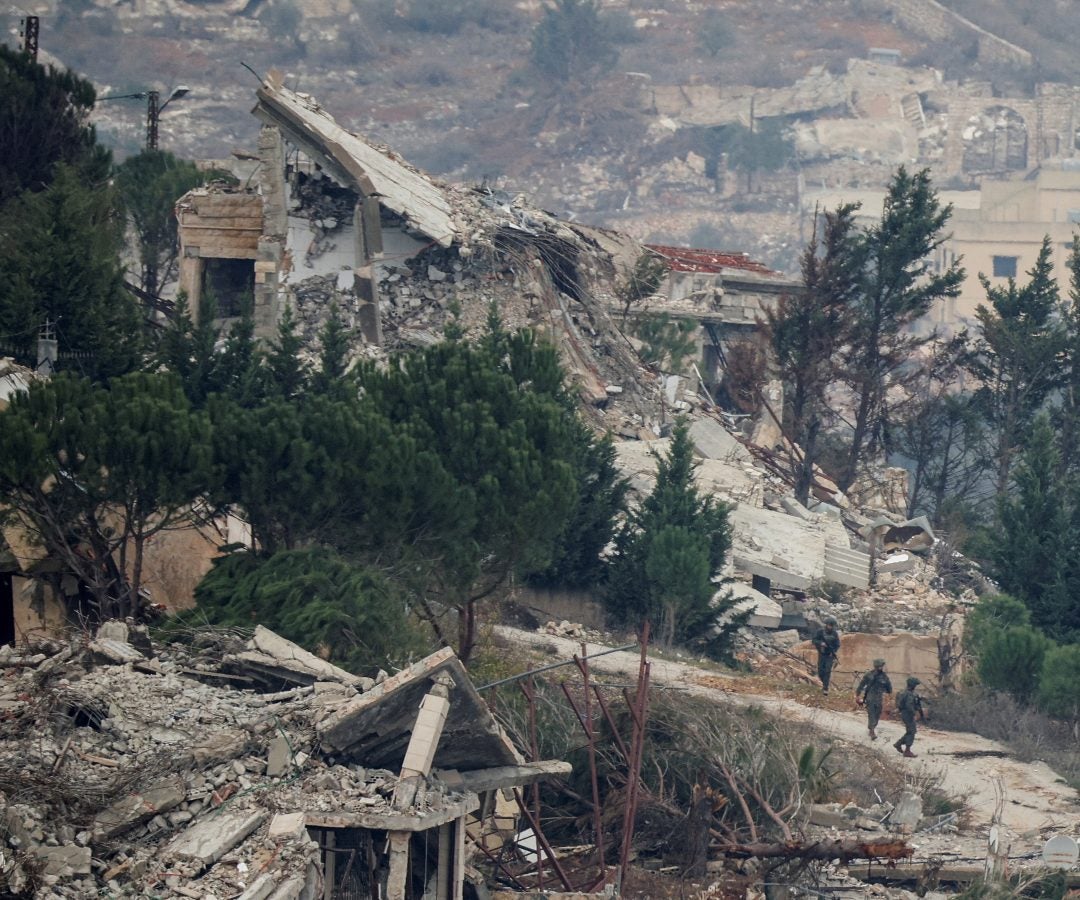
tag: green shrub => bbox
[976,624,1052,703]
[964,593,1031,656]
[1037,643,1080,719]
[191,547,429,674]
[699,15,734,56]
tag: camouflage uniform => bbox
[893,677,924,757]
[812,619,841,694]
[855,659,892,740]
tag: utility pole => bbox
[146,90,160,151]
[20,16,39,62]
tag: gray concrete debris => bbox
[808,804,849,828]
[266,733,292,777]
[164,809,268,872]
[32,844,92,876]
[0,627,569,898]
[888,792,923,832]
[93,775,186,839]
[688,417,754,464]
[88,638,145,665]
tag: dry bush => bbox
[931,687,1080,789]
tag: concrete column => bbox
[436,823,451,900]
[453,816,465,900]
[258,125,288,238]
[354,266,383,347]
[386,831,410,900]
[355,196,383,263]
[322,829,335,900]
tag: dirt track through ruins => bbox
[495,627,1080,847]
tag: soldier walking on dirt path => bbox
[855,658,892,740]
[812,617,841,696]
[894,676,926,758]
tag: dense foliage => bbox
[193,548,425,673]
[605,422,741,653]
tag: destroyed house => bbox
[178,73,457,345]
[631,245,799,398]
[0,626,569,899]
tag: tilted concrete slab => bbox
[304,795,477,832]
[164,809,267,871]
[434,760,572,794]
[316,647,523,771]
[730,504,828,591]
[719,582,783,629]
[254,74,455,247]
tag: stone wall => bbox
[941,92,1080,177]
[885,0,1032,68]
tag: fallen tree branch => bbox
[715,838,913,863]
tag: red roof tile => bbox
[646,244,774,275]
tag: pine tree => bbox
[0,373,213,618]
[764,204,862,504]
[356,335,579,661]
[311,304,351,397]
[839,167,965,491]
[0,165,142,379]
[265,303,309,400]
[0,45,110,205]
[114,150,215,298]
[968,237,1065,495]
[993,415,1070,635]
[192,548,427,673]
[605,422,736,650]
[530,0,619,85]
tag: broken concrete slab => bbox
[879,551,917,574]
[164,809,267,872]
[95,620,130,643]
[808,804,849,828]
[254,75,455,247]
[237,873,278,900]
[32,844,91,876]
[268,812,307,840]
[888,792,923,832]
[266,734,292,777]
[719,582,783,629]
[317,647,523,771]
[88,638,145,665]
[92,775,186,839]
[434,761,573,794]
[689,418,754,463]
[225,625,365,689]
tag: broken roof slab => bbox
[253,74,455,247]
[316,647,523,770]
[730,503,829,591]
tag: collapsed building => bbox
[0,623,569,899]
[177,72,655,423]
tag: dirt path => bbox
[494,626,1080,840]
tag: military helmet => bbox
[873,658,886,668]
[825,616,838,627]
[906,676,921,688]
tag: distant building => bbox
[933,164,1080,326]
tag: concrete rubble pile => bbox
[608,409,973,686]
[0,623,568,899]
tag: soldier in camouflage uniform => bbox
[894,676,926,758]
[855,658,892,740]
[811,617,841,695]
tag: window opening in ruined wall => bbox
[202,258,255,319]
[992,255,1018,278]
[962,106,1028,174]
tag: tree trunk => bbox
[458,599,477,664]
[681,783,713,877]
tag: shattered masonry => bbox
[0,623,568,899]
